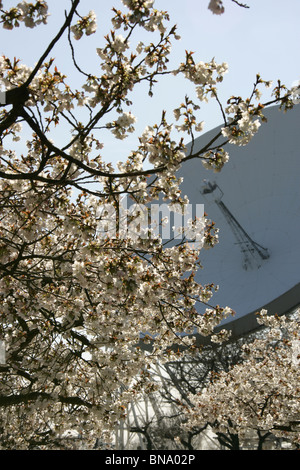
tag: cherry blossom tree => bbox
[124,313,299,450]
[182,310,300,450]
[0,0,296,449]
[126,340,246,450]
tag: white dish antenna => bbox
[178,105,300,336]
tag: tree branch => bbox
[0,391,92,408]
[24,0,81,88]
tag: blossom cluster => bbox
[208,0,225,15]
[291,80,300,105]
[173,97,205,135]
[182,310,300,447]
[0,1,48,29]
[70,10,97,40]
[120,0,168,34]
[110,112,137,140]
[202,148,229,172]
[176,54,228,105]
[221,101,262,146]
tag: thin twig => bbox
[24,0,80,88]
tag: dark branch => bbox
[232,0,250,8]
[24,0,81,88]
[0,391,92,408]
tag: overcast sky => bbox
[1,0,299,164]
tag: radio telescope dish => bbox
[178,105,300,337]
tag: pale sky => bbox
[1,0,299,164]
